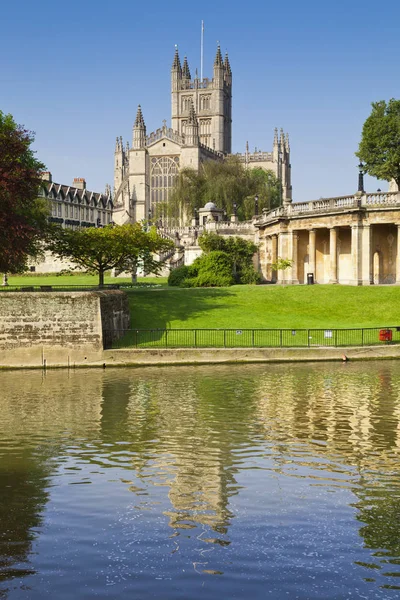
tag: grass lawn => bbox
[6,274,168,287]
[4,275,400,330]
[125,284,400,330]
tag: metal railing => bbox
[103,327,400,350]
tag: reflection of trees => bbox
[0,370,103,597]
[251,362,400,577]
[2,361,400,594]
[0,455,50,591]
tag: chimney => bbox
[73,177,86,190]
[41,171,52,182]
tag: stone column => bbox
[271,234,278,282]
[329,227,338,283]
[396,225,400,285]
[291,231,299,284]
[351,225,362,286]
[308,229,316,280]
[361,225,372,285]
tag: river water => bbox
[1,362,400,599]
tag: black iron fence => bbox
[103,327,400,350]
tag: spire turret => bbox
[182,56,191,79]
[188,99,197,124]
[280,128,286,154]
[133,104,146,149]
[213,43,224,89]
[224,52,231,74]
[214,44,223,67]
[134,104,145,128]
[171,46,182,72]
[185,99,199,146]
[285,132,290,153]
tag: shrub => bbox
[239,265,261,285]
[168,265,190,287]
[193,271,234,287]
[192,251,235,287]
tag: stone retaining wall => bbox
[0,290,130,366]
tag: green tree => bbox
[168,157,281,224]
[198,232,260,284]
[0,111,49,275]
[271,257,293,286]
[356,99,400,188]
[46,223,174,286]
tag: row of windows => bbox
[51,202,111,224]
[181,94,211,112]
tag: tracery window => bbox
[181,96,193,112]
[199,118,212,146]
[200,94,211,110]
[150,156,180,212]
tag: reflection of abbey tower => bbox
[112,44,292,225]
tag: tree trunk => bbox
[99,269,105,287]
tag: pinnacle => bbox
[224,52,231,74]
[188,99,197,125]
[214,44,223,67]
[172,46,182,71]
[182,56,191,79]
[134,104,145,128]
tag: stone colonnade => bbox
[262,222,400,285]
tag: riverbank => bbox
[2,344,400,369]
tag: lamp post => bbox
[233,203,237,217]
[358,162,365,193]
[254,194,259,216]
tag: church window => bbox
[150,155,180,214]
[199,118,212,146]
[181,96,193,112]
[200,95,211,110]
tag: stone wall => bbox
[0,290,130,367]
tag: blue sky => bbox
[1,0,399,202]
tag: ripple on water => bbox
[1,362,400,599]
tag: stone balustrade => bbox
[259,192,400,224]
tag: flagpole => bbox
[200,20,204,82]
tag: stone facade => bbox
[0,290,130,366]
[30,173,114,273]
[113,44,291,226]
[256,191,400,285]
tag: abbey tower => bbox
[112,43,291,226]
[171,46,232,154]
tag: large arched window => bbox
[150,156,180,211]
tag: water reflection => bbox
[0,362,400,598]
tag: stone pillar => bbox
[291,231,299,284]
[308,229,316,280]
[361,225,372,285]
[396,225,400,285]
[351,225,362,286]
[271,234,278,282]
[329,227,338,283]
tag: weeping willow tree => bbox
[167,157,281,225]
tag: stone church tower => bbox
[171,46,232,154]
[112,42,291,226]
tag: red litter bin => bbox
[379,329,392,342]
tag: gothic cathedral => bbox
[113,44,292,225]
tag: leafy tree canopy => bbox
[46,223,174,286]
[165,157,281,225]
[356,99,400,188]
[0,111,49,273]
